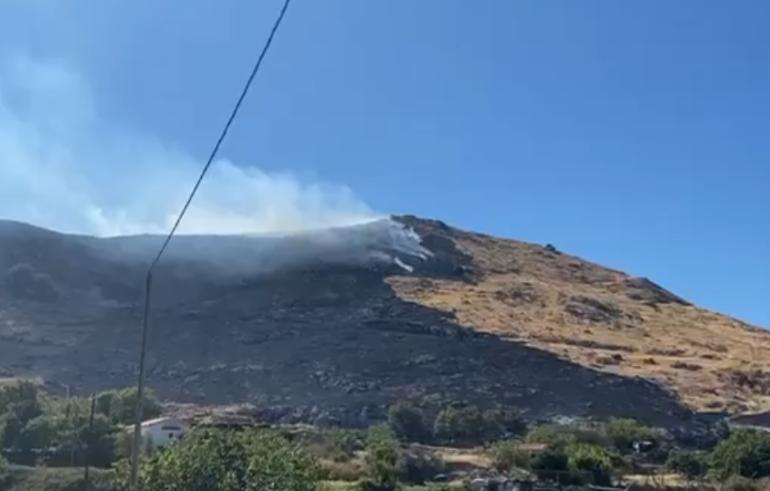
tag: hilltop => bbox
[0,216,766,428]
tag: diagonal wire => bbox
[129,1,292,489]
[149,0,291,272]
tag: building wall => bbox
[141,419,186,448]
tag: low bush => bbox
[566,443,614,486]
[388,402,429,443]
[433,405,525,446]
[605,418,655,452]
[364,425,400,490]
[666,449,708,480]
[398,448,445,485]
[709,429,770,481]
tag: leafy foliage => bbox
[525,424,607,449]
[709,429,770,481]
[16,414,56,450]
[666,449,708,480]
[433,405,525,446]
[397,448,445,485]
[95,387,162,425]
[123,428,319,491]
[0,382,157,468]
[565,443,614,486]
[0,381,44,450]
[530,448,570,483]
[388,402,429,443]
[605,418,655,452]
[481,408,527,440]
[433,406,483,445]
[362,424,400,491]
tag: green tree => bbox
[666,449,707,481]
[710,429,770,481]
[362,424,400,491]
[566,443,614,486]
[96,387,162,425]
[433,405,525,445]
[433,406,484,445]
[123,429,319,491]
[388,402,428,443]
[243,432,320,491]
[481,408,527,440]
[17,414,56,451]
[1,410,23,448]
[0,381,39,412]
[605,418,654,452]
[525,424,575,448]
[530,448,570,484]
[79,414,118,467]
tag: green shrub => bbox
[0,381,40,412]
[79,414,118,467]
[525,424,606,449]
[433,405,523,446]
[319,458,363,481]
[605,418,654,452]
[710,429,770,481]
[433,406,483,446]
[95,387,162,425]
[531,448,570,483]
[666,449,707,480]
[120,428,320,491]
[481,408,527,440]
[397,448,445,484]
[17,414,56,451]
[490,440,531,472]
[364,425,400,490]
[565,443,614,486]
[388,402,429,443]
[0,383,44,449]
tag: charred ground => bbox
[0,217,762,428]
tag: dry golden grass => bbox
[389,223,770,414]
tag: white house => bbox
[137,417,188,448]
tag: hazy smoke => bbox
[0,54,378,236]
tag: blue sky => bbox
[0,1,767,327]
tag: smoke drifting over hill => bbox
[0,54,377,237]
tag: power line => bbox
[128,1,292,488]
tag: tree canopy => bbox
[122,428,320,491]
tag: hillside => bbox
[392,216,770,414]
[0,216,766,428]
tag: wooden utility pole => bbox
[83,393,96,490]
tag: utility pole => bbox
[65,384,75,467]
[125,2,292,488]
[83,393,96,490]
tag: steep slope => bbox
[0,217,764,427]
[391,216,770,414]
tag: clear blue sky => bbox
[0,1,767,327]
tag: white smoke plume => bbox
[0,54,379,237]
